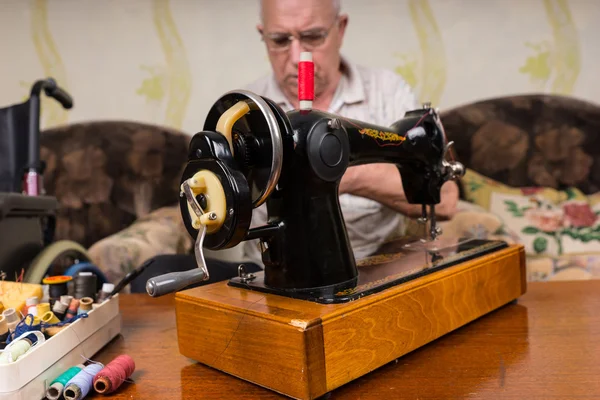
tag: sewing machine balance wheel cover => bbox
[183,170,228,234]
[179,158,252,250]
[203,90,284,209]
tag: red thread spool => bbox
[298,52,314,110]
[92,354,135,394]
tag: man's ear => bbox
[337,14,349,45]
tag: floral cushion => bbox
[460,169,600,281]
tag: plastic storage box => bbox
[0,294,121,400]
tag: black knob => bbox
[320,134,343,167]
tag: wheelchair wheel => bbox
[23,240,91,284]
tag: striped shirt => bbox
[241,56,419,267]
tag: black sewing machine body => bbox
[162,90,524,400]
[173,90,506,303]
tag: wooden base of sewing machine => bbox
[175,243,526,400]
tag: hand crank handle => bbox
[146,179,211,297]
[146,268,208,297]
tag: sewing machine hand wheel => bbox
[204,90,285,208]
[147,90,287,296]
[183,89,286,243]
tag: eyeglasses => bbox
[262,18,339,52]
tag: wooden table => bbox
[91,281,600,399]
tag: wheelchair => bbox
[0,78,106,286]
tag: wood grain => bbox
[175,295,326,399]
[174,244,526,399]
[321,244,525,392]
[90,279,600,399]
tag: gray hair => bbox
[259,0,341,22]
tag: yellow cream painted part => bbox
[215,101,251,154]
[183,170,227,234]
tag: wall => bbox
[0,0,599,134]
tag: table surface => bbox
[88,280,600,399]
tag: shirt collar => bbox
[263,56,366,113]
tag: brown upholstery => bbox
[40,121,190,248]
[440,94,600,194]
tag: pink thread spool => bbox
[93,354,136,394]
[298,52,314,111]
[64,298,79,319]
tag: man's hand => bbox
[339,164,459,220]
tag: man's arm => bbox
[338,163,459,220]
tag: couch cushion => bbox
[87,205,193,290]
[40,121,190,248]
[459,169,600,280]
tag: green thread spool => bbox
[46,365,83,400]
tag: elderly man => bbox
[241,0,459,266]
[126,0,459,291]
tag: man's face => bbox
[258,0,348,105]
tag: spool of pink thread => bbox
[92,354,136,394]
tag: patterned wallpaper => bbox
[0,0,598,134]
[395,0,447,107]
[136,0,192,130]
[22,0,70,127]
[519,0,581,94]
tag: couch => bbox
[41,94,600,286]
[40,120,193,283]
[435,94,600,281]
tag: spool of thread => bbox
[52,300,68,320]
[43,276,72,304]
[44,326,66,337]
[0,315,8,349]
[77,297,93,315]
[25,297,39,308]
[64,363,104,400]
[42,284,50,303]
[46,365,84,400]
[27,306,38,317]
[0,315,7,335]
[0,300,5,314]
[41,311,61,324]
[61,295,74,305]
[97,283,114,302]
[37,302,51,316]
[74,272,97,301]
[65,298,80,320]
[74,272,97,299]
[22,296,39,316]
[3,308,21,333]
[93,354,135,394]
[298,51,314,111]
[0,338,31,364]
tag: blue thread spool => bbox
[63,363,104,400]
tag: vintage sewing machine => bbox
[146,59,526,399]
